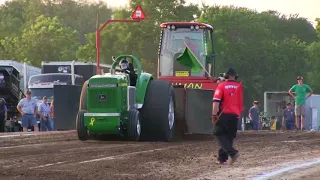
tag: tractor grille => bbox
[88,88,120,110]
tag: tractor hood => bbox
[86,73,130,114]
[88,73,129,86]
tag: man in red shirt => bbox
[212,68,243,165]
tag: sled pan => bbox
[173,87,213,135]
[185,88,213,134]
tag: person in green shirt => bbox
[288,76,313,131]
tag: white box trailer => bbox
[305,95,320,131]
[0,60,41,93]
[264,91,320,131]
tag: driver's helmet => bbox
[119,59,129,70]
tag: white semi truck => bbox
[28,61,112,103]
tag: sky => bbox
[101,0,319,26]
[1,0,319,26]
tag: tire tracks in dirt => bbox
[1,131,320,180]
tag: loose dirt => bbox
[0,130,319,180]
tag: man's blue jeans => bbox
[286,121,295,130]
[49,119,55,131]
[40,118,52,131]
[252,120,260,130]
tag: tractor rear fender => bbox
[135,72,153,108]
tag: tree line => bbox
[1,0,320,109]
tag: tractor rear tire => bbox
[127,109,141,141]
[79,80,88,110]
[140,80,175,142]
[77,110,88,141]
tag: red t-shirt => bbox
[213,80,243,117]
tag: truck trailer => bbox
[0,61,41,132]
[0,60,41,93]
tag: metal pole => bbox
[23,62,27,91]
[96,30,101,75]
[242,116,245,131]
[71,60,75,85]
[95,19,141,75]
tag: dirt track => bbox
[0,131,320,180]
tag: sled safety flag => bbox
[131,6,146,20]
[176,47,202,73]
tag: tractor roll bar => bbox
[111,55,142,78]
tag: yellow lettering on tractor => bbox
[172,82,203,89]
[175,71,189,77]
[194,83,202,89]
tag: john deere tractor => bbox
[76,55,175,141]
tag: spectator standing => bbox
[288,76,313,131]
[0,98,8,132]
[282,103,295,130]
[17,90,38,132]
[38,96,52,131]
[50,99,55,131]
[249,101,260,131]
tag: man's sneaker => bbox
[227,153,240,165]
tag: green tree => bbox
[0,37,19,60]
[77,0,200,74]
[316,18,320,37]
[15,15,80,66]
[306,42,320,92]
[259,11,318,43]
[0,0,26,38]
[198,5,311,109]
[23,0,112,44]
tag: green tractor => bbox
[76,55,175,141]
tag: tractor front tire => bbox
[140,80,175,142]
[127,109,141,141]
[77,110,88,141]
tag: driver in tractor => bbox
[119,59,137,86]
[180,36,199,57]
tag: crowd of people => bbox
[248,76,313,131]
[0,90,55,132]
